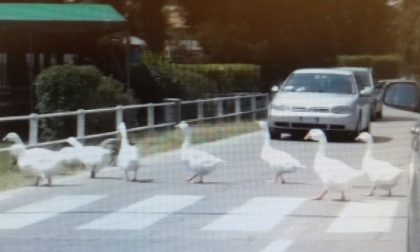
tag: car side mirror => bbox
[359,87,372,97]
[271,85,279,92]
[383,82,420,112]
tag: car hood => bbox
[272,92,357,108]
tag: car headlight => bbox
[331,106,352,114]
[271,105,290,111]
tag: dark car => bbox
[335,67,380,120]
[382,79,420,252]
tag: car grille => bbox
[291,106,329,113]
[292,123,327,129]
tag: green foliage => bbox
[177,63,261,95]
[395,0,420,75]
[336,55,402,79]
[35,64,136,140]
[179,0,397,81]
[130,52,261,101]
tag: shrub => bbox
[35,64,136,140]
[336,55,402,80]
[130,52,261,101]
[176,64,261,96]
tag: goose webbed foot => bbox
[267,174,282,183]
[90,171,96,179]
[185,174,198,183]
[125,170,130,181]
[313,190,328,200]
[131,170,138,182]
[34,177,41,186]
[339,192,347,201]
[46,177,52,186]
[387,189,392,197]
[365,186,376,196]
[280,175,286,184]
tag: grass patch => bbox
[0,121,260,191]
[138,121,259,156]
[0,148,33,191]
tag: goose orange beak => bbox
[304,133,311,140]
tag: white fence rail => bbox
[0,93,269,150]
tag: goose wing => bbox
[364,158,402,182]
[315,156,362,183]
[261,145,304,168]
[185,148,225,167]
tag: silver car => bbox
[268,68,371,140]
[335,67,378,120]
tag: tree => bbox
[35,65,136,140]
[179,0,396,80]
[395,0,420,74]
[88,0,167,51]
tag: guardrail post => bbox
[163,98,182,124]
[265,94,270,116]
[29,113,38,145]
[251,96,257,121]
[115,105,123,130]
[197,99,204,123]
[77,109,85,142]
[235,96,241,122]
[147,104,155,132]
[216,98,223,123]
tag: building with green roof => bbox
[0,3,129,119]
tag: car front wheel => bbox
[269,127,281,140]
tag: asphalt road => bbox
[0,106,417,252]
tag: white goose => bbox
[2,132,50,168]
[176,121,226,183]
[355,132,402,196]
[63,137,112,178]
[3,133,67,186]
[257,121,305,183]
[116,122,141,181]
[304,129,363,201]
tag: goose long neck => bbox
[181,129,192,149]
[120,129,129,146]
[363,139,373,161]
[12,135,23,145]
[315,138,327,158]
[262,127,270,146]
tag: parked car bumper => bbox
[268,110,358,132]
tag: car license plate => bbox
[299,117,319,123]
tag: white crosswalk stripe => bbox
[260,240,293,252]
[77,194,203,230]
[0,195,12,201]
[202,197,306,232]
[0,195,105,229]
[327,200,400,233]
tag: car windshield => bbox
[282,73,355,94]
[353,71,372,91]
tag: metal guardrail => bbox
[0,93,269,151]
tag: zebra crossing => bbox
[0,193,402,235]
[202,197,306,232]
[0,195,105,229]
[78,195,203,230]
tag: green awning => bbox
[0,3,127,33]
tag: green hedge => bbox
[336,55,402,80]
[131,52,261,101]
[175,64,261,96]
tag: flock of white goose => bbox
[2,122,139,185]
[1,121,403,201]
